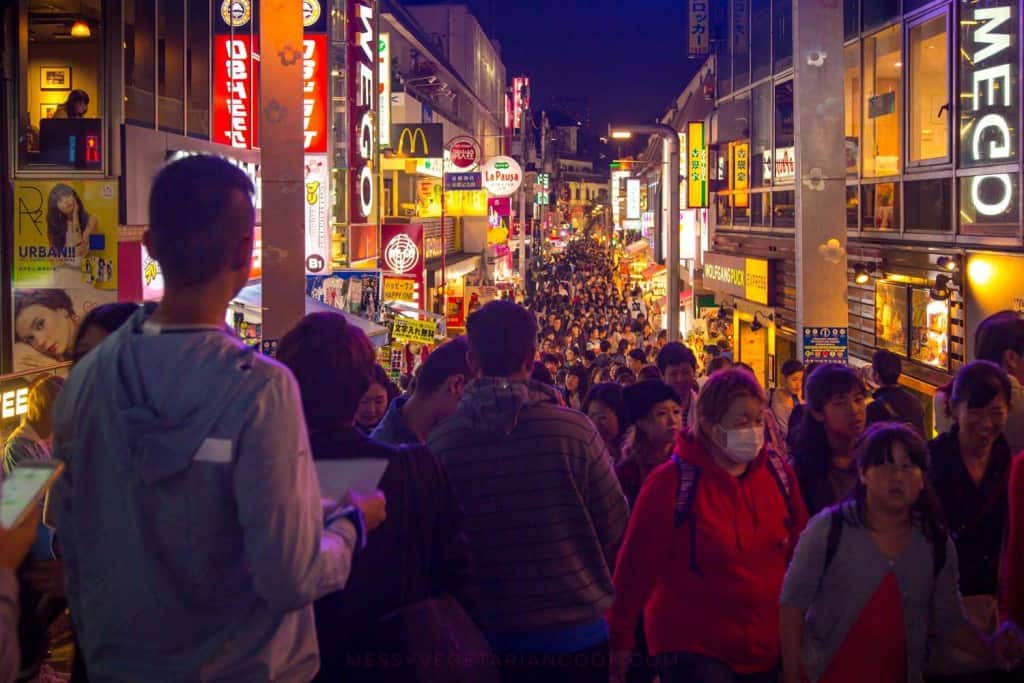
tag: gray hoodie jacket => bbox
[50,311,358,682]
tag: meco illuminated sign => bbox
[960,1,1018,216]
[348,0,377,224]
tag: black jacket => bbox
[866,385,926,436]
[928,427,1011,597]
[310,427,476,681]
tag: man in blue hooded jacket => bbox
[49,155,385,681]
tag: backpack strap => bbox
[672,455,704,579]
[815,507,845,595]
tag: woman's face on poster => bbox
[57,192,76,216]
[15,304,76,359]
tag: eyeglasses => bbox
[873,462,922,476]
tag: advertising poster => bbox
[304,155,330,274]
[12,180,119,371]
[141,243,165,301]
[307,270,382,320]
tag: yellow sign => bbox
[744,257,769,305]
[391,317,438,344]
[687,121,707,208]
[383,277,415,301]
[417,178,442,217]
[445,190,488,217]
[732,142,749,209]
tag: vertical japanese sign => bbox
[687,122,707,208]
[348,0,377,228]
[301,35,327,153]
[688,0,710,58]
[513,77,530,131]
[379,33,392,147]
[303,1,329,273]
[626,179,641,219]
[12,180,119,371]
[213,0,260,149]
[304,155,330,273]
[732,142,749,208]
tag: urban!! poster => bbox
[12,180,118,371]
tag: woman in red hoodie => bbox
[608,368,809,683]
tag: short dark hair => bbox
[600,340,611,353]
[780,359,805,378]
[656,342,697,373]
[148,155,256,287]
[582,382,627,431]
[72,302,151,362]
[638,364,662,380]
[415,336,470,395]
[531,361,555,386]
[872,349,903,385]
[467,300,538,377]
[709,356,732,373]
[542,353,561,366]
[278,313,375,430]
[950,360,1012,411]
[975,311,1024,368]
[628,349,647,363]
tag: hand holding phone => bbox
[0,461,63,531]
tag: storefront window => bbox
[905,178,951,231]
[875,281,908,356]
[846,185,859,228]
[862,26,901,177]
[773,190,795,227]
[910,288,949,369]
[126,0,156,127]
[187,0,210,137]
[751,83,771,186]
[959,174,1020,235]
[844,0,859,41]
[908,15,948,163]
[733,0,750,89]
[751,0,771,81]
[716,193,731,226]
[751,192,769,226]
[18,1,105,170]
[862,182,899,230]
[863,0,898,32]
[844,43,860,176]
[158,0,185,133]
[716,1,732,98]
[773,0,793,72]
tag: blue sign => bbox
[802,327,849,364]
[445,172,482,190]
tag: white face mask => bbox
[718,426,764,464]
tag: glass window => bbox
[773,190,795,226]
[126,0,156,126]
[875,281,909,355]
[715,1,732,97]
[19,0,105,169]
[716,193,731,226]
[959,174,1019,235]
[751,83,772,187]
[158,0,185,132]
[908,15,948,163]
[751,0,771,81]
[773,0,792,72]
[187,0,210,137]
[774,82,794,181]
[751,192,768,225]
[958,2,1018,170]
[844,43,861,176]
[846,185,859,228]
[733,0,750,89]
[863,0,898,31]
[844,0,859,41]
[910,289,949,369]
[862,182,899,230]
[906,0,940,11]
[862,26,901,177]
[905,178,951,231]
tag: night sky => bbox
[407,0,702,154]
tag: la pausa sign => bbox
[481,156,523,197]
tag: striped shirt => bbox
[427,378,629,636]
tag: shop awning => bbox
[625,239,649,255]
[231,282,390,347]
[643,264,666,280]
[425,252,482,280]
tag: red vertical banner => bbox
[212,0,260,149]
[302,34,328,153]
[380,223,425,309]
[347,0,377,227]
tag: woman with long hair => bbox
[583,383,627,461]
[781,423,1020,683]
[790,364,868,516]
[928,361,1016,679]
[354,364,400,434]
[47,184,97,260]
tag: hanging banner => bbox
[732,142,749,208]
[12,180,119,370]
[304,154,330,273]
[688,0,710,58]
[348,0,377,228]
[213,0,260,149]
[687,121,707,208]
[302,34,328,153]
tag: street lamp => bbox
[608,124,682,341]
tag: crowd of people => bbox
[2,155,1024,683]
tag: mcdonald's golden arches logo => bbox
[390,123,443,158]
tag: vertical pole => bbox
[518,97,528,293]
[793,0,847,361]
[259,0,305,343]
[665,130,681,342]
[441,171,446,313]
